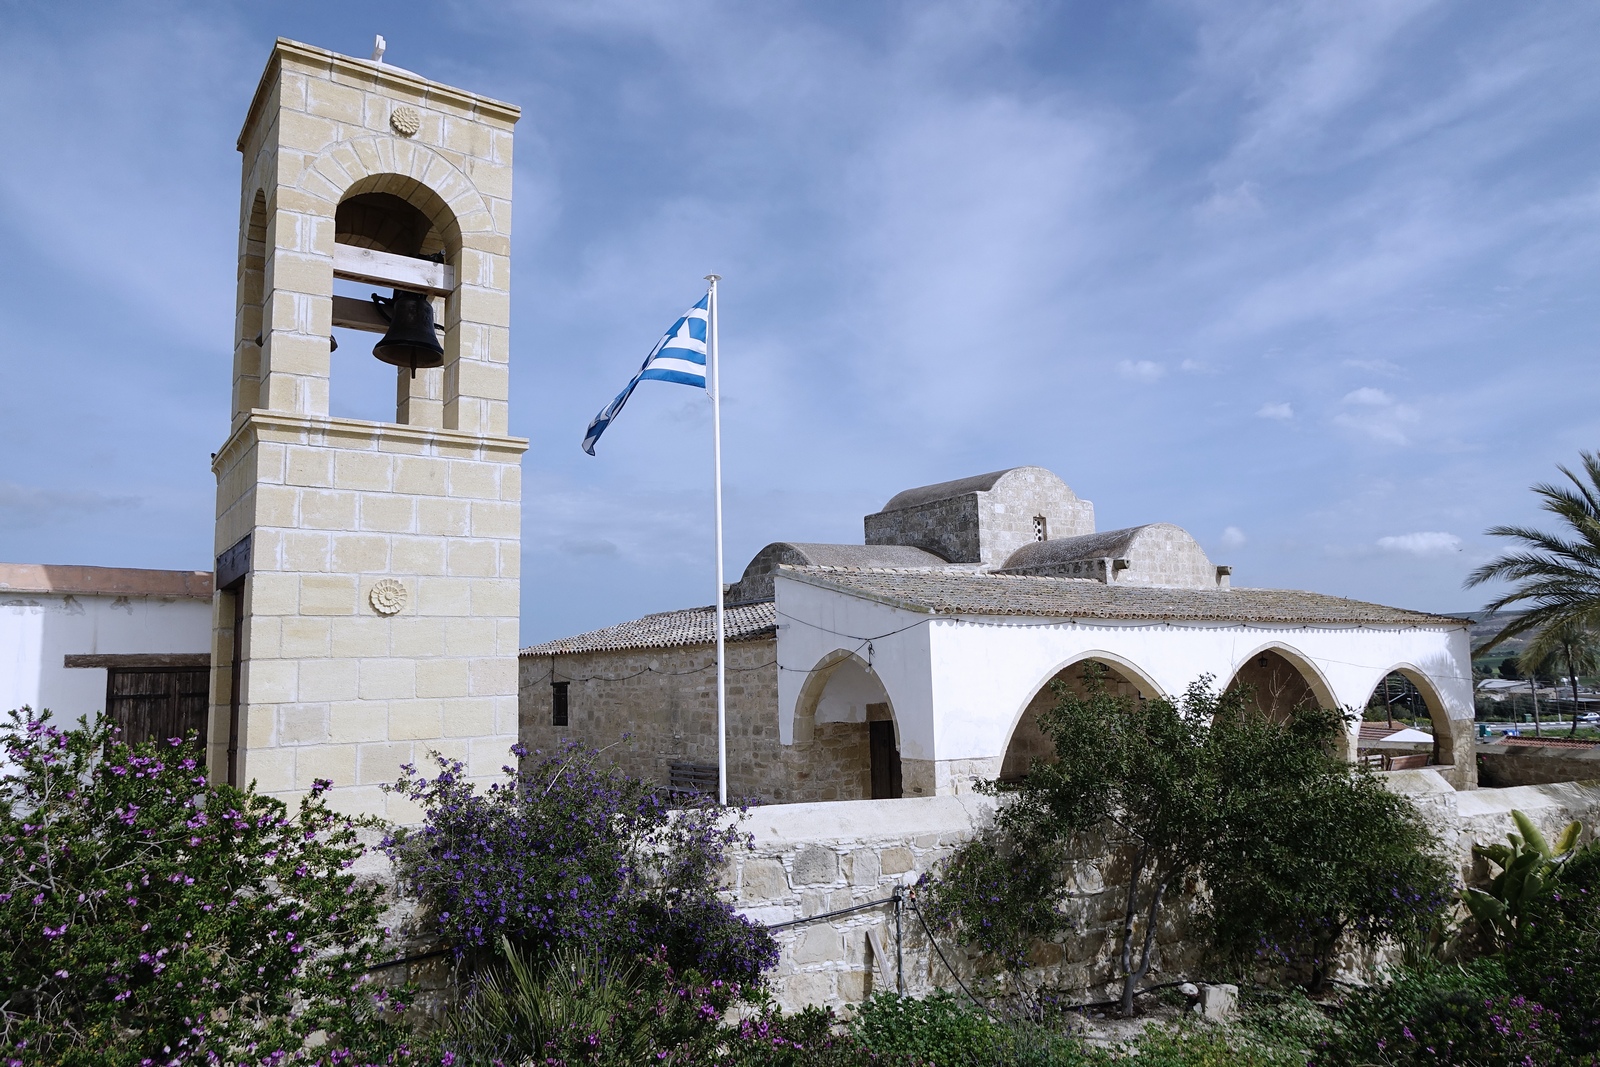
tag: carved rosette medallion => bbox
[389,106,421,137]
[369,578,408,616]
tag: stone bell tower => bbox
[208,38,525,818]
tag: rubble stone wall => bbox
[1475,743,1600,789]
[367,775,1600,1016]
[731,775,1600,1011]
[518,638,875,804]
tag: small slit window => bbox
[552,681,569,727]
[1033,515,1048,542]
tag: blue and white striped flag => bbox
[582,292,710,455]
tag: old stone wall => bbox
[517,639,875,804]
[730,794,1201,1010]
[865,495,983,565]
[1475,743,1600,789]
[862,471,1095,570]
[361,776,1600,1018]
[730,776,1600,1012]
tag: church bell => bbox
[371,290,445,371]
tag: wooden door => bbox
[869,720,902,799]
[106,668,209,751]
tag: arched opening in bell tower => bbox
[328,178,460,428]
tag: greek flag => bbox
[582,292,710,455]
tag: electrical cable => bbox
[905,886,997,1021]
[764,894,898,931]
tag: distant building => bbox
[0,564,213,745]
[521,467,1478,796]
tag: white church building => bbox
[521,467,1476,798]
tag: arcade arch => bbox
[1362,666,1455,768]
[999,655,1160,782]
[1223,646,1351,758]
[1224,647,1336,722]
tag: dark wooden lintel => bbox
[64,653,211,670]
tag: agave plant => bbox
[1464,809,1583,947]
[438,937,653,1065]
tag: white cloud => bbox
[1118,359,1166,382]
[1377,531,1462,555]
[1220,526,1248,549]
[1333,386,1419,444]
[1257,401,1294,420]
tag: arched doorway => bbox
[789,652,902,801]
[999,657,1157,782]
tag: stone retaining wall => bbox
[732,776,1600,1012]
[368,777,1600,1017]
[1475,742,1600,789]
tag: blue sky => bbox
[3,1,1599,644]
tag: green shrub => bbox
[925,671,1452,1004]
[383,743,776,984]
[1200,705,1454,990]
[433,935,764,1065]
[849,991,1005,1066]
[719,1004,862,1067]
[1129,1027,1304,1067]
[850,991,1102,1067]
[0,708,405,1066]
[1465,810,1583,948]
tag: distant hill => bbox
[1444,611,1529,655]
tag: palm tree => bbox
[1520,620,1600,737]
[1467,452,1600,735]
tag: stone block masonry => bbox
[212,414,524,818]
[519,638,877,804]
[362,776,1600,1015]
[726,777,1600,1012]
[211,39,525,820]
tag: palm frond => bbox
[1468,453,1600,656]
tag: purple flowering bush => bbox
[0,708,407,1067]
[1507,842,1600,1055]
[1312,960,1563,1067]
[382,743,777,985]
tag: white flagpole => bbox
[706,274,727,806]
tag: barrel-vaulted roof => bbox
[878,465,1073,512]
[999,525,1153,571]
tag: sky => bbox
[2,0,1599,644]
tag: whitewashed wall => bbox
[774,574,1476,789]
[0,593,214,719]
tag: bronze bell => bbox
[371,290,445,371]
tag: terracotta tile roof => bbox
[521,600,777,656]
[779,566,1461,626]
[0,563,213,600]
[1495,736,1600,749]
